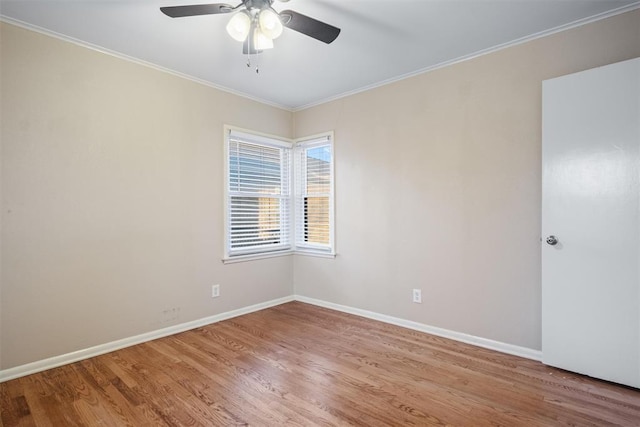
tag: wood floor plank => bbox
[2,301,640,426]
[227,308,537,424]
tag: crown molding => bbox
[2,2,639,114]
[293,1,640,112]
[0,16,294,112]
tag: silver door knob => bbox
[546,235,558,246]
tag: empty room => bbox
[1,0,640,425]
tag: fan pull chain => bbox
[246,50,260,73]
[246,54,259,74]
[246,17,259,74]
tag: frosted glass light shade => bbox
[226,11,251,42]
[254,27,274,50]
[258,8,283,39]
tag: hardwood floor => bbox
[2,301,640,426]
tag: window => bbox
[226,130,291,258]
[224,127,334,261]
[294,136,334,253]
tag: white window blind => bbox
[295,135,334,252]
[227,131,291,256]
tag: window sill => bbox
[222,250,294,264]
[222,249,336,264]
[294,250,336,259]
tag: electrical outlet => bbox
[212,284,220,298]
[412,289,422,304]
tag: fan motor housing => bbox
[243,0,273,12]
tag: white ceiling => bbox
[1,0,638,109]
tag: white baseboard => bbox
[1,293,541,383]
[0,295,294,383]
[294,295,542,362]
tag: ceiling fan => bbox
[160,0,341,55]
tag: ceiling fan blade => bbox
[160,3,234,18]
[280,10,340,44]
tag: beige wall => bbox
[293,10,640,350]
[0,23,293,369]
[2,9,639,370]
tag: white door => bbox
[542,57,640,388]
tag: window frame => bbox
[293,133,335,256]
[223,126,335,263]
[223,126,294,262]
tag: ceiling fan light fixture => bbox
[258,8,283,40]
[226,11,251,42]
[160,2,341,63]
[253,27,274,50]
